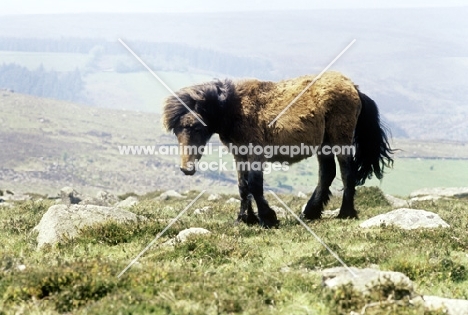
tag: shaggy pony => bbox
[163,71,393,227]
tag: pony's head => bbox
[162,79,233,175]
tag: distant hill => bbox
[0,8,467,141]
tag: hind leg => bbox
[302,153,336,220]
[336,155,358,219]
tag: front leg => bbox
[236,169,259,225]
[248,170,279,228]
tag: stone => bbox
[33,204,146,249]
[163,228,211,246]
[193,206,211,215]
[359,208,450,230]
[297,191,308,199]
[157,190,185,200]
[385,194,409,208]
[115,196,139,208]
[271,205,287,218]
[421,295,468,315]
[322,267,413,298]
[207,193,221,201]
[225,197,241,204]
[410,187,468,199]
[60,186,82,204]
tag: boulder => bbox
[421,295,468,315]
[157,190,185,200]
[225,197,241,204]
[207,193,221,201]
[410,187,468,199]
[322,267,413,298]
[163,228,211,246]
[297,191,308,199]
[322,267,468,314]
[33,204,146,249]
[193,206,211,215]
[271,205,288,218]
[359,208,450,230]
[385,194,410,208]
[115,196,139,208]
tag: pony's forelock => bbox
[162,79,233,132]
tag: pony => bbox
[162,71,393,228]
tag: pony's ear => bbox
[214,80,229,102]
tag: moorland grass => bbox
[0,187,466,314]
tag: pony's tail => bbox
[353,90,394,186]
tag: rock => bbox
[385,194,409,208]
[115,196,139,208]
[421,295,468,315]
[410,187,468,199]
[17,264,26,271]
[96,190,120,205]
[207,193,221,201]
[193,206,211,215]
[322,267,413,298]
[60,186,82,204]
[297,191,308,199]
[163,228,211,246]
[323,209,340,218]
[271,205,287,218]
[33,204,146,249]
[359,208,450,230]
[225,197,241,204]
[409,195,442,204]
[323,267,468,314]
[157,190,185,201]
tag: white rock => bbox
[207,193,221,201]
[225,197,241,204]
[163,228,211,246]
[410,187,468,199]
[422,295,468,315]
[164,190,185,198]
[297,191,308,199]
[385,194,409,208]
[193,206,211,215]
[157,190,185,200]
[322,267,413,297]
[271,205,287,218]
[17,264,26,271]
[359,208,450,230]
[115,196,139,208]
[323,209,340,218]
[33,204,146,249]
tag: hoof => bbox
[300,212,322,221]
[259,211,279,229]
[237,213,260,225]
[336,211,358,219]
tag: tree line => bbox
[0,37,274,78]
[0,63,84,102]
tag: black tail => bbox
[354,91,394,185]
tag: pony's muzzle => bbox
[180,167,196,176]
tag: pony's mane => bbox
[162,79,234,131]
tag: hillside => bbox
[0,8,468,140]
[1,92,467,197]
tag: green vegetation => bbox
[1,188,467,314]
